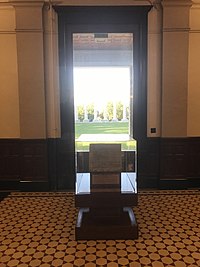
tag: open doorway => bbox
[54,6,150,190]
[73,33,136,152]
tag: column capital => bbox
[191,0,200,8]
[9,0,44,6]
[162,0,192,7]
[0,0,43,8]
[12,0,44,31]
[162,0,192,30]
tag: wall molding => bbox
[15,29,43,33]
[189,30,200,33]
[162,0,192,8]
[163,27,190,32]
[0,30,16,34]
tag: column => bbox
[43,3,61,137]
[74,105,80,122]
[161,0,192,137]
[83,104,89,122]
[13,0,46,138]
[103,105,109,122]
[187,0,200,136]
[122,103,128,122]
[112,101,118,122]
[0,4,20,138]
[93,104,98,122]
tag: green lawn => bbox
[75,121,129,138]
[75,122,136,151]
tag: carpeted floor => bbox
[0,192,9,202]
[0,191,200,267]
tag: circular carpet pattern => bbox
[0,191,200,267]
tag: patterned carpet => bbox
[0,191,200,267]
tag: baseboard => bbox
[0,180,20,191]
[138,176,158,189]
[19,181,50,192]
[187,178,200,189]
[159,179,188,190]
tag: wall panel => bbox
[0,7,20,138]
[0,139,48,190]
[159,137,200,188]
[0,139,20,181]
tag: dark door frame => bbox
[54,6,152,190]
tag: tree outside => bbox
[77,102,128,122]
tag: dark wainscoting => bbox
[137,137,200,189]
[187,138,200,187]
[159,137,200,189]
[1,137,200,191]
[0,139,20,180]
[0,139,20,190]
[137,138,160,189]
[0,139,48,191]
[20,139,48,191]
[48,138,75,191]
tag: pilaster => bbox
[43,3,61,138]
[13,0,47,139]
[0,4,20,138]
[161,0,192,137]
[187,0,200,136]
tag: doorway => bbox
[73,32,135,152]
[54,6,151,190]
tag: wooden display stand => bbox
[75,144,138,240]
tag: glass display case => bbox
[75,139,138,240]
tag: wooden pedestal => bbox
[75,207,138,240]
[75,144,138,240]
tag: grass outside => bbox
[75,122,129,138]
[75,122,136,151]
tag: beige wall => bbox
[0,1,47,139]
[15,3,47,139]
[0,6,20,138]
[187,1,200,136]
[161,0,191,137]
[1,0,200,139]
